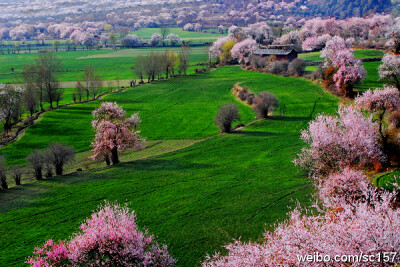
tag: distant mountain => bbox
[306,0,393,18]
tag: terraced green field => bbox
[0,66,338,266]
[0,46,210,84]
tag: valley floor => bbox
[0,66,339,266]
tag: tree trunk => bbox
[111,147,119,165]
[55,164,63,176]
[105,154,111,166]
[35,169,43,180]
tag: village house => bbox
[254,44,298,61]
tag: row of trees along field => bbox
[0,46,192,139]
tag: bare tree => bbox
[10,165,22,186]
[253,92,279,119]
[23,83,37,117]
[179,46,191,75]
[22,63,42,111]
[83,65,94,100]
[45,143,75,176]
[34,52,62,109]
[26,150,46,180]
[160,27,171,46]
[55,89,63,106]
[214,104,241,133]
[93,75,103,98]
[135,56,145,84]
[0,156,7,189]
[75,80,85,102]
[0,85,24,134]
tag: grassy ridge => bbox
[0,66,338,266]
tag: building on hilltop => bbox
[254,44,298,61]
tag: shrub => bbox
[269,60,288,75]
[288,58,306,76]
[0,157,7,190]
[252,92,279,119]
[214,104,241,133]
[237,88,249,101]
[246,93,255,105]
[26,150,45,180]
[249,55,267,69]
[45,143,75,176]
[11,165,22,186]
[28,202,175,266]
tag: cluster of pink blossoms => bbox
[294,104,384,175]
[321,36,366,95]
[27,202,175,266]
[231,38,258,64]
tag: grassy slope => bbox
[0,66,338,266]
[299,49,384,62]
[355,61,383,92]
[0,47,209,84]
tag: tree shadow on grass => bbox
[113,159,214,172]
[269,116,309,122]
[231,131,280,137]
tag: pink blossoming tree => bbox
[91,102,145,165]
[203,186,400,267]
[294,105,384,175]
[321,37,365,97]
[355,86,400,159]
[27,202,175,267]
[378,54,400,90]
[231,38,258,65]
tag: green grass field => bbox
[131,28,225,43]
[0,46,210,84]
[355,61,383,92]
[299,49,384,62]
[0,66,339,266]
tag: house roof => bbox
[254,48,297,56]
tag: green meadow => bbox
[298,49,384,62]
[0,46,210,84]
[0,66,339,266]
[131,27,225,43]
